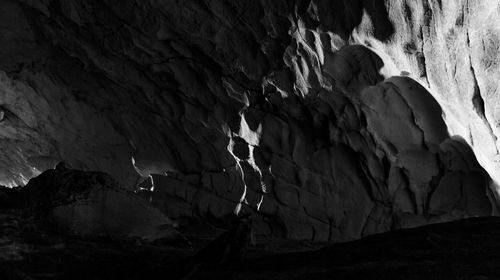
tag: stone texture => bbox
[0,0,498,243]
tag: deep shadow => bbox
[185,216,500,279]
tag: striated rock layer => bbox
[0,0,499,242]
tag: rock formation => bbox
[0,0,499,244]
[19,164,179,241]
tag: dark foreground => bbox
[2,211,500,280]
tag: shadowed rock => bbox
[0,0,496,244]
[20,166,179,242]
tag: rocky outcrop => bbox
[0,0,498,242]
[20,164,179,241]
[352,0,500,186]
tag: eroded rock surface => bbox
[0,0,498,242]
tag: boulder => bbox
[21,166,178,242]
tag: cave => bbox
[1,0,500,279]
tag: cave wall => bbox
[0,0,498,242]
[353,0,500,191]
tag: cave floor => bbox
[0,209,192,279]
[201,217,500,280]
[2,211,500,280]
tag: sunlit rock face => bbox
[1,0,499,242]
[350,0,500,196]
